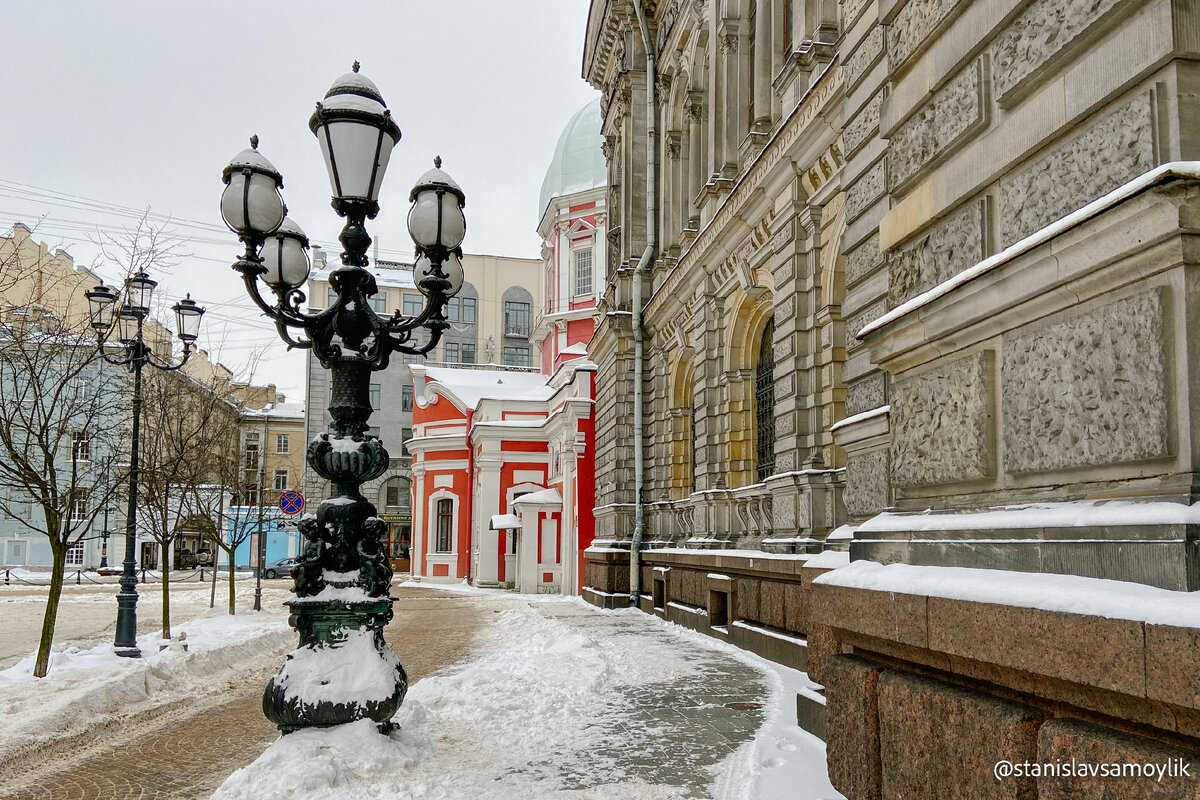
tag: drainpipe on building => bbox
[629,0,657,608]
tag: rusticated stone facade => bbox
[1002,288,1170,474]
[890,352,994,488]
[998,93,1157,245]
[888,200,987,307]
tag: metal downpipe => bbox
[629,0,656,608]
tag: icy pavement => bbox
[215,590,841,800]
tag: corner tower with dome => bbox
[533,97,606,373]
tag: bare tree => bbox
[0,225,127,677]
[136,366,241,639]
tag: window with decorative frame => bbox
[275,433,289,454]
[447,296,477,324]
[461,342,476,364]
[444,342,460,363]
[573,247,593,297]
[66,540,85,566]
[70,488,90,522]
[435,499,453,553]
[401,384,413,411]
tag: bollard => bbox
[76,570,81,585]
[4,569,8,585]
[200,568,205,581]
[141,567,146,583]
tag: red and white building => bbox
[406,99,605,594]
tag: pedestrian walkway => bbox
[0,587,492,800]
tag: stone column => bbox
[474,451,503,585]
[686,98,704,227]
[753,0,772,128]
[719,27,741,176]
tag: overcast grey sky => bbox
[0,1,598,399]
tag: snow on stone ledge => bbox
[857,499,1200,532]
[490,513,521,530]
[814,561,1200,629]
[803,550,850,570]
[858,161,1200,339]
[829,404,889,432]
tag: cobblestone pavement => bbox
[0,585,491,800]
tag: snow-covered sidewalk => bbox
[214,590,841,800]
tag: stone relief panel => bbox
[999,93,1156,246]
[844,298,889,348]
[991,0,1123,104]
[844,90,883,158]
[845,233,886,288]
[889,200,987,308]
[888,58,988,192]
[845,373,888,417]
[772,497,796,530]
[774,332,795,361]
[889,0,970,72]
[846,159,887,222]
[845,25,886,90]
[776,296,796,320]
[844,448,889,518]
[1002,288,1170,474]
[891,351,995,487]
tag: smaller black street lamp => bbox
[99,505,113,569]
[219,62,465,734]
[84,275,204,658]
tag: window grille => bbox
[755,318,776,482]
[504,301,531,337]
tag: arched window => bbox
[755,318,775,482]
[384,476,411,509]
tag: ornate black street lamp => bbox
[84,276,205,658]
[99,505,113,568]
[219,63,465,734]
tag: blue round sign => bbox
[279,491,305,515]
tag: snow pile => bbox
[0,613,292,765]
[276,628,400,705]
[815,560,1200,627]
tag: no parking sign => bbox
[279,491,305,515]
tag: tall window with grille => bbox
[573,247,593,297]
[755,318,776,482]
[504,301,531,337]
[435,499,453,553]
[401,384,414,411]
[244,432,260,472]
[70,488,90,522]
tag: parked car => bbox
[260,557,299,579]
[176,548,214,570]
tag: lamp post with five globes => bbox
[83,275,205,658]
[219,62,466,733]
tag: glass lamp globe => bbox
[407,157,467,250]
[221,136,287,237]
[414,252,464,298]
[309,62,401,212]
[259,217,311,291]
[172,295,205,343]
[85,283,118,333]
[116,309,141,344]
[125,272,157,316]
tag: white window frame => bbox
[72,430,91,462]
[65,540,85,566]
[572,246,594,297]
[273,468,289,492]
[275,433,290,454]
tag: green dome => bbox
[539,97,605,217]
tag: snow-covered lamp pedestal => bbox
[263,433,407,734]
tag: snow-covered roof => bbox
[245,401,305,420]
[490,514,521,529]
[423,366,553,409]
[308,259,416,290]
[512,488,562,506]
